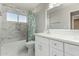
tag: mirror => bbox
[47,3,79,29]
[47,3,63,29]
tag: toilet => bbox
[25,41,35,56]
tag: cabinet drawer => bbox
[64,43,79,56]
[35,44,40,56]
[50,48,63,56]
[35,36,49,45]
[50,40,63,51]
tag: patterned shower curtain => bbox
[27,11,36,41]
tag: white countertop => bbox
[35,31,79,45]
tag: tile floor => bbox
[1,40,29,56]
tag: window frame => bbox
[6,12,27,23]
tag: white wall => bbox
[48,3,79,29]
[36,10,46,32]
[35,3,48,33]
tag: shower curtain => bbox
[27,11,36,41]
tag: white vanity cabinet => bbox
[35,36,50,56]
[35,34,79,56]
[64,43,79,56]
[35,36,64,56]
[50,40,64,56]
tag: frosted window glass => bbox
[19,15,27,23]
[7,12,17,22]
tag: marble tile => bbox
[1,40,34,56]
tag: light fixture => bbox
[48,3,62,9]
[48,3,54,9]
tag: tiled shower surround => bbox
[0,15,26,42]
[0,17,28,55]
[0,4,27,45]
[0,4,30,55]
[0,21,27,44]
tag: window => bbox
[7,12,17,22]
[6,12,27,23]
[19,15,27,23]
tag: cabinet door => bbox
[50,48,63,56]
[50,40,63,56]
[64,43,79,56]
[35,43,50,56]
[35,43,40,56]
[35,36,50,56]
[50,40,63,51]
[65,53,73,56]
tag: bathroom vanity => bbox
[35,30,79,56]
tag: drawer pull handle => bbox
[54,43,57,46]
[54,54,57,56]
[38,44,42,50]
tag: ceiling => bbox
[3,3,40,10]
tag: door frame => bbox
[70,10,79,29]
